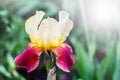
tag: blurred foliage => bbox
[0,0,120,80]
[0,10,26,80]
[0,0,58,80]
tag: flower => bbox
[15,11,75,73]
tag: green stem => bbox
[78,0,95,63]
[44,51,56,80]
[78,0,89,47]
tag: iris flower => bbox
[15,11,75,73]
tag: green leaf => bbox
[71,37,95,80]
[6,53,15,69]
[0,64,11,78]
[88,34,96,62]
[98,43,116,80]
[113,41,120,80]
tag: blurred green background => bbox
[0,0,120,80]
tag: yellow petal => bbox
[59,11,73,42]
[25,11,45,34]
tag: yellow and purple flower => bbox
[15,11,75,73]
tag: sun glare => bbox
[92,2,118,24]
[87,1,119,33]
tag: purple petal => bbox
[53,44,75,72]
[15,45,42,73]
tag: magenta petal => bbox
[53,44,75,72]
[15,46,42,73]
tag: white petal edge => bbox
[59,11,69,23]
[25,11,45,34]
[59,11,73,42]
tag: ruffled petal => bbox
[44,18,61,44]
[59,11,69,23]
[59,11,73,42]
[25,11,73,49]
[38,18,61,50]
[15,45,42,73]
[52,44,75,72]
[25,11,45,34]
